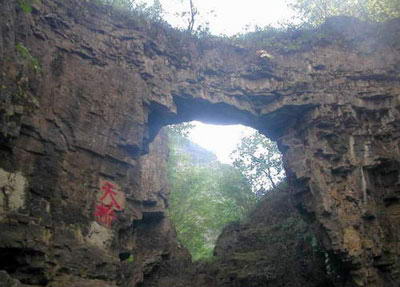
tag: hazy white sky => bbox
[188,121,255,164]
[157,0,295,35]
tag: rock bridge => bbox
[1,0,400,286]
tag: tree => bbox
[94,0,165,21]
[288,0,400,25]
[230,131,285,194]
[96,0,135,10]
[217,165,258,216]
[187,0,198,32]
[166,122,195,138]
[176,0,215,35]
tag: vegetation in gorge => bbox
[166,125,258,260]
[165,124,288,261]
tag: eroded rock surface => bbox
[205,190,334,287]
[1,0,400,286]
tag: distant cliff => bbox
[168,132,218,167]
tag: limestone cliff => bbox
[1,0,400,286]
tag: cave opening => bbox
[162,120,286,261]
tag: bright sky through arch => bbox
[188,121,255,164]
[157,0,295,35]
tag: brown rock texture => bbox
[0,0,400,286]
[204,190,334,287]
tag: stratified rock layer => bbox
[0,0,400,286]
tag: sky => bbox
[156,0,296,35]
[188,121,255,164]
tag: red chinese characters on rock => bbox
[94,180,125,228]
[94,203,116,227]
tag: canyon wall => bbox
[1,0,400,286]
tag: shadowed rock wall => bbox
[1,0,400,286]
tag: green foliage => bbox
[166,122,195,138]
[92,0,213,37]
[231,0,400,53]
[167,126,257,261]
[126,254,135,263]
[17,0,40,13]
[97,0,135,10]
[288,0,400,25]
[231,24,312,54]
[15,43,41,73]
[18,0,33,13]
[92,0,165,22]
[12,43,41,115]
[230,131,285,194]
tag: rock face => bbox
[205,190,334,287]
[140,188,335,287]
[0,0,400,286]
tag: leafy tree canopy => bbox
[230,131,285,195]
[288,0,400,25]
[167,122,195,138]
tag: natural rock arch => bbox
[0,0,400,286]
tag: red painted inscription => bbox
[94,180,125,228]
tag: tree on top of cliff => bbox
[94,0,164,22]
[288,0,400,25]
